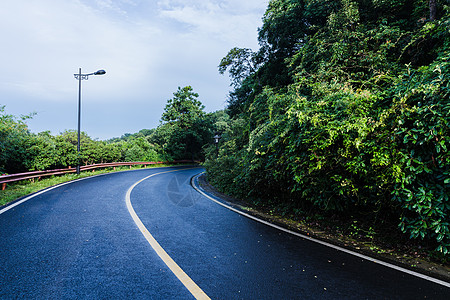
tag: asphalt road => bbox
[0,166,448,299]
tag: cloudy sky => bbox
[0,0,268,140]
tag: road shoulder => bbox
[194,173,450,284]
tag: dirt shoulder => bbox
[196,174,450,284]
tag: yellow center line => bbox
[125,167,210,300]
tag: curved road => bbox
[0,166,448,299]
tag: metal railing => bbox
[0,161,196,190]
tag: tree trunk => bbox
[430,0,437,21]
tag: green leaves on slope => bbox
[207,0,450,256]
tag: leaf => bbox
[435,225,441,234]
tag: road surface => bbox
[0,166,448,299]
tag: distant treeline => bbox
[203,0,450,256]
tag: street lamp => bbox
[74,68,106,175]
[213,133,221,158]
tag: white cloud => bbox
[157,0,266,46]
[0,0,268,139]
[0,0,160,101]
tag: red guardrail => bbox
[0,160,197,190]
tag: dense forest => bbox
[203,0,450,257]
[1,0,449,258]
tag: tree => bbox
[0,106,35,173]
[219,47,259,88]
[161,86,205,128]
[27,131,59,171]
[160,86,210,160]
[430,0,437,20]
[258,0,307,58]
[123,137,160,162]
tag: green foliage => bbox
[0,109,164,172]
[162,86,205,128]
[159,86,212,160]
[123,137,160,162]
[258,0,307,57]
[27,131,61,171]
[219,47,258,88]
[108,128,157,143]
[389,50,450,255]
[207,0,450,256]
[0,106,34,173]
[203,117,251,198]
[26,130,124,170]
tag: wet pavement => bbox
[0,166,448,299]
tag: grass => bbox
[0,164,177,206]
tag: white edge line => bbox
[0,166,183,215]
[125,168,210,300]
[0,175,102,215]
[191,173,450,288]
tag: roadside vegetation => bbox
[203,0,450,261]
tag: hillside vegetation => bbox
[203,0,450,258]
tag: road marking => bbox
[191,173,450,288]
[0,176,95,215]
[125,168,210,300]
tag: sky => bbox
[0,0,268,140]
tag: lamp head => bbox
[214,134,221,144]
[94,70,106,75]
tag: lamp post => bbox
[74,68,106,175]
[213,134,221,158]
